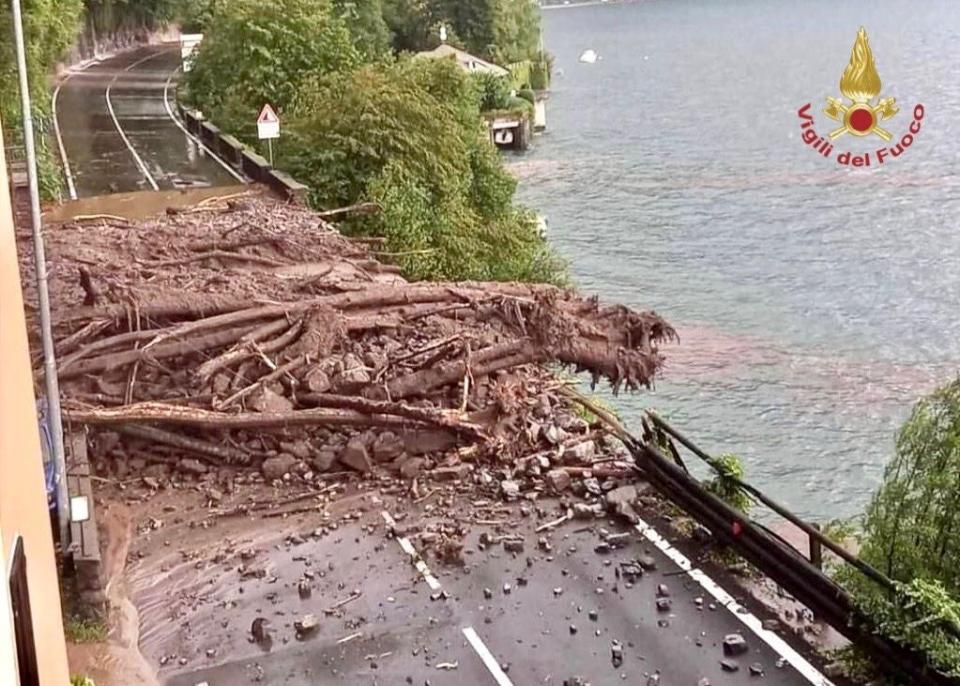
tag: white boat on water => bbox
[579,49,598,64]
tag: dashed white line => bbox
[161,67,246,183]
[51,78,78,200]
[634,517,835,686]
[105,50,164,191]
[381,511,441,590]
[462,627,516,686]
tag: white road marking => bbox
[162,67,246,183]
[634,517,836,686]
[104,50,164,191]
[462,627,515,686]
[51,78,78,200]
[381,511,441,590]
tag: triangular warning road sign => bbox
[258,104,279,125]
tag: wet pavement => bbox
[121,487,833,686]
[54,45,243,198]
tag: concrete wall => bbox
[0,120,71,684]
[179,107,309,203]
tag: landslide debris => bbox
[22,189,676,519]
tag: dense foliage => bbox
[0,0,84,198]
[704,453,752,514]
[838,378,960,677]
[186,0,565,284]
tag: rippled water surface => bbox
[513,0,960,519]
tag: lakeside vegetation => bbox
[836,378,960,678]
[184,0,565,284]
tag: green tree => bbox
[183,0,360,133]
[333,0,391,61]
[838,378,960,677]
[281,57,564,283]
[0,0,84,198]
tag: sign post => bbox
[257,104,280,166]
[180,34,203,72]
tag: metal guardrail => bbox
[560,387,958,686]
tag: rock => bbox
[723,633,749,656]
[294,614,319,636]
[338,353,370,384]
[142,476,160,490]
[562,441,596,464]
[720,660,739,673]
[483,588,493,599]
[372,432,404,462]
[761,618,782,632]
[823,662,844,678]
[638,554,657,571]
[545,469,572,492]
[656,598,672,612]
[541,424,568,445]
[250,618,270,643]
[143,463,170,479]
[572,503,602,519]
[610,640,623,668]
[340,438,373,473]
[563,678,589,686]
[501,480,521,499]
[262,454,297,480]
[399,457,427,479]
[402,429,458,455]
[605,485,639,523]
[698,679,711,686]
[432,464,471,481]
[582,477,602,496]
[280,440,312,460]
[298,580,312,599]
[656,583,670,597]
[311,450,338,473]
[206,488,223,503]
[748,663,764,676]
[248,387,294,413]
[645,674,660,686]
[503,539,525,554]
[179,459,208,475]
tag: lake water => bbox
[512,0,960,520]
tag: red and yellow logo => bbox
[797,28,924,167]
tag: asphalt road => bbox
[127,490,835,686]
[53,45,243,198]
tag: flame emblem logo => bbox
[824,27,899,141]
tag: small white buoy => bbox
[579,49,598,64]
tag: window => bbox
[10,537,40,686]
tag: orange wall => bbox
[0,120,71,682]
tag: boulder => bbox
[372,432,404,463]
[399,457,427,480]
[339,438,372,473]
[311,450,338,473]
[178,458,208,475]
[280,440,312,461]
[248,387,294,413]
[605,485,640,524]
[262,454,297,480]
[545,469,572,492]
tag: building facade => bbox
[1,118,71,684]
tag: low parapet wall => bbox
[177,106,309,203]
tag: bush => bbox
[704,453,752,514]
[517,87,536,106]
[472,71,510,112]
